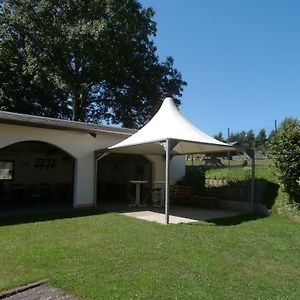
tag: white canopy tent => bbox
[106,97,235,224]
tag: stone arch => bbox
[0,139,76,159]
[0,123,110,209]
[0,140,76,208]
[0,137,78,160]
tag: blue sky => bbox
[140,0,300,136]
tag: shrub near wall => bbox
[269,118,300,204]
[205,165,279,209]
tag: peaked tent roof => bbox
[108,97,233,155]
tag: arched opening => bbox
[97,153,152,209]
[0,141,75,210]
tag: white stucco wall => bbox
[170,156,186,183]
[0,123,128,207]
[146,155,185,183]
[0,123,186,207]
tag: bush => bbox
[269,118,300,203]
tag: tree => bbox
[245,129,255,149]
[229,130,247,149]
[214,132,225,142]
[255,128,267,149]
[0,44,70,118]
[267,129,276,143]
[269,118,300,203]
[0,0,186,127]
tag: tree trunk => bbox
[72,91,80,121]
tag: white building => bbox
[0,111,185,209]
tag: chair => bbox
[152,186,163,207]
[126,183,136,206]
[140,185,151,206]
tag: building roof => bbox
[0,110,135,136]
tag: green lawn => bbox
[0,211,299,299]
[204,158,276,182]
[205,164,276,182]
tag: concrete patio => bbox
[102,203,243,224]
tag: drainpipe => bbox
[94,151,98,209]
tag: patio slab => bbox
[121,206,243,224]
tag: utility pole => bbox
[250,149,256,212]
[274,120,278,142]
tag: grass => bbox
[203,158,300,218]
[0,211,300,299]
[204,158,277,182]
[205,166,251,181]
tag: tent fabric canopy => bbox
[108,97,233,155]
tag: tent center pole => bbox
[165,138,171,224]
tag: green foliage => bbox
[0,0,186,127]
[218,128,272,151]
[227,129,256,150]
[269,118,300,203]
[255,128,267,150]
[272,186,300,218]
[213,132,225,142]
[205,166,251,181]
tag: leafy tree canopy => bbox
[0,0,186,128]
[269,118,300,203]
[255,128,267,148]
[227,129,256,150]
[214,132,225,143]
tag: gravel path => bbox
[2,285,79,300]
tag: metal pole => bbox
[165,138,170,224]
[251,149,256,212]
[227,128,231,169]
[94,151,98,209]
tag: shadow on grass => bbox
[0,208,104,227]
[205,213,267,226]
[182,213,268,227]
[261,180,279,209]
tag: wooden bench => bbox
[170,185,220,209]
[171,185,192,199]
[171,186,220,208]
